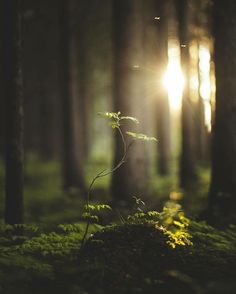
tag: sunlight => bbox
[163,44,185,111]
[199,43,212,131]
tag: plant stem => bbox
[80,126,132,249]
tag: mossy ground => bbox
[78,222,236,294]
[0,157,236,293]
[0,220,236,294]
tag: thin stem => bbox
[80,125,133,249]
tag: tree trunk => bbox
[59,0,86,191]
[195,0,212,165]
[156,0,173,176]
[77,1,91,162]
[2,0,24,224]
[178,0,198,188]
[208,0,236,219]
[22,0,61,159]
[111,0,149,206]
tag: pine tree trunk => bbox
[59,0,86,191]
[77,1,91,161]
[3,0,24,224]
[178,0,198,188]
[156,0,173,176]
[209,0,236,219]
[22,0,61,159]
[111,0,149,206]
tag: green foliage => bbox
[120,115,139,124]
[126,131,158,142]
[21,232,83,257]
[127,201,193,248]
[81,204,112,225]
[84,204,112,211]
[98,111,139,128]
[82,212,99,223]
[80,111,157,248]
[0,221,104,293]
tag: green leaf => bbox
[120,116,139,124]
[82,212,99,223]
[147,211,160,217]
[85,204,112,211]
[98,111,121,120]
[108,121,120,129]
[126,131,157,142]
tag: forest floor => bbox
[0,156,236,294]
[0,219,236,294]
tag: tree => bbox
[22,0,61,160]
[194,0,211,165]
[76,1,91,161]
[177,0,198,188]
[156,0,173,176]
[208,0,236,220]
[2,0,24,224]
[111,0,150,206]
[142,0,170,176]
[59,0,86,191]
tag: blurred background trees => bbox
[1,0,235,225]
[2,0,24,224]
[208,0,236,221]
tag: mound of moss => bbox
[0,220,236,294]
[78,222,236,294]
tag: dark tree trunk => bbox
[0,30,4,159]
[142,0,164,175]
[177,0,198,188]
[22,0,61,159]
[156,0,172,176]
[208,0,236,220]
[59,0,86,191]
[111,0,149,206]
[77,1,91,161]
[195,0,212,165]
[2,0,24,224]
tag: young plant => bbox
[80,112,157,248]
[127,199,193,249]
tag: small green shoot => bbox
[80,111,157,249]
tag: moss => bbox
[78,222,236,294]
[0,220,235,293]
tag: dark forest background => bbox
[0,0,222,224]
[0,0,236,293]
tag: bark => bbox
[195,0,212,164]
[2,0,24,224]
[59,0,86,191]
[209,0,236,218]
[156,0,172,176]
[0,33,4,159]
[178,0,198,188]
[142,0,164,175]
[77,1,91,161]
[196,95,208,163]
[111,0,149,206]
[21,0,61,159]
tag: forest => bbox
[0,0,236,293]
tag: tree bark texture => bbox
[2,0,24,224]
[59,0,86,191]
[156,0,172,176]
[21,0,61,159]
[209,0,236,217]
[111,0,150,206]
[178,0,198,188]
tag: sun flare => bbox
[199,42,212,131]
[163,61,185,110]
[162,45,185,111]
